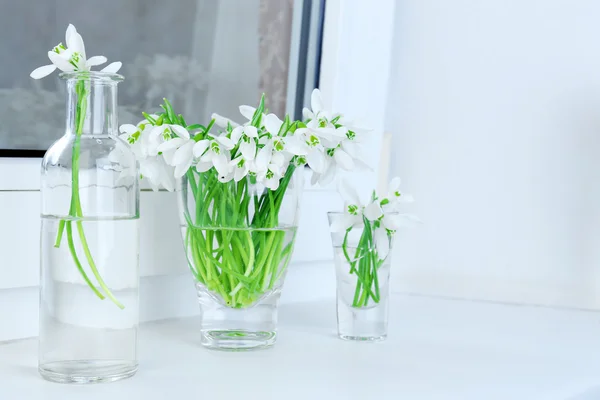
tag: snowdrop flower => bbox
[372,211,416,259]
[388,177,414,203]
[310,157,337,186]
[263,113,284,139]
[257,163,283,190]
[231,125,258,160]
[140,157,176,192]
[30,24,122,79]
[251,141,274,174]
[302,88,335,124]
[211,113,239,129]
[363,200,383,222]
[119,122,150,159]
[238,104,266,126]
[332,177,419,259]
[330,180,364,232]
[285,131,328,173]
[157,138,195,178]
[147,123,190,157]
[381,177,414,212]
[194,136,235,176]
[229,156,252,182]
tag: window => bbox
[0,0,324,155]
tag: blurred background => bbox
[0,0,315,151]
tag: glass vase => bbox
[328,212,396,341]
[177,166,303,350]
[39,71,140,383]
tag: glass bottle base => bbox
[38,360,138,384]
[338,334,387,342]
[201,329,276,351]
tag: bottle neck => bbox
[66,78,119,137]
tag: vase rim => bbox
[59,71,124,83]
[327,211,402,216]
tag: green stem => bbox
[53,79,123,308]
[65,221,105,299]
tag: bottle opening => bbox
[59,71,124,83]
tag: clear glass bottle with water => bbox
[328,212,395,341]
[39,71,140,383]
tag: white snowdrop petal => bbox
[388,177,402,193]
[255,142,273,171]
[170,125,190,140]
[334,149,354,171]
[244,126,258,138]
[212,113,239,128]
[284,136,309,156]
[119,124,137,134]
[234,167,246,182]
[193,140,210,157]
[216,136,235,150]
[86,55,107,67]
[65,24,77,48]
[212,153,230,175]
[101,61,122,73]
[302,107,314,121]
[306,150,326,173]
[318,163,336,186]
[363,202,383,221]
[264,114,283,135]
[157,138,184,153]
[172,141,194,165]
[196,161,213,173]
[311,88,323,114]
[71,31,86,59]
[239,105,256,120]
[231,126,243,143]
[30,64,57,79]
[174,157,193,179]
[240,140,256,161]
[382,214,402,230]
[47,51,74,72]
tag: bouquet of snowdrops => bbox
[120,90,368,308]
[331,178,418,308]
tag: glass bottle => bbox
[39,71,140,383]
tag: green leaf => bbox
[279,114,290,137]
[251,94,266,127]
[186,124,205,131]
[204,118,216,134]
[178,114,187,127]
[162,98,175,124]
[142,112,156,124]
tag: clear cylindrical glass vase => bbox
[178,166,303,350]
[39,72,140,383]
[328,212,395,341]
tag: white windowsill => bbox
[1,294,599,399]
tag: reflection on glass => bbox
[2,0,293,150]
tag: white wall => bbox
[388,0,600,309]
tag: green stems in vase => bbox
[54,79,124,309]
[184,164,298,309]
[342,217,385,308]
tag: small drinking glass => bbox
[328,212,396,341]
